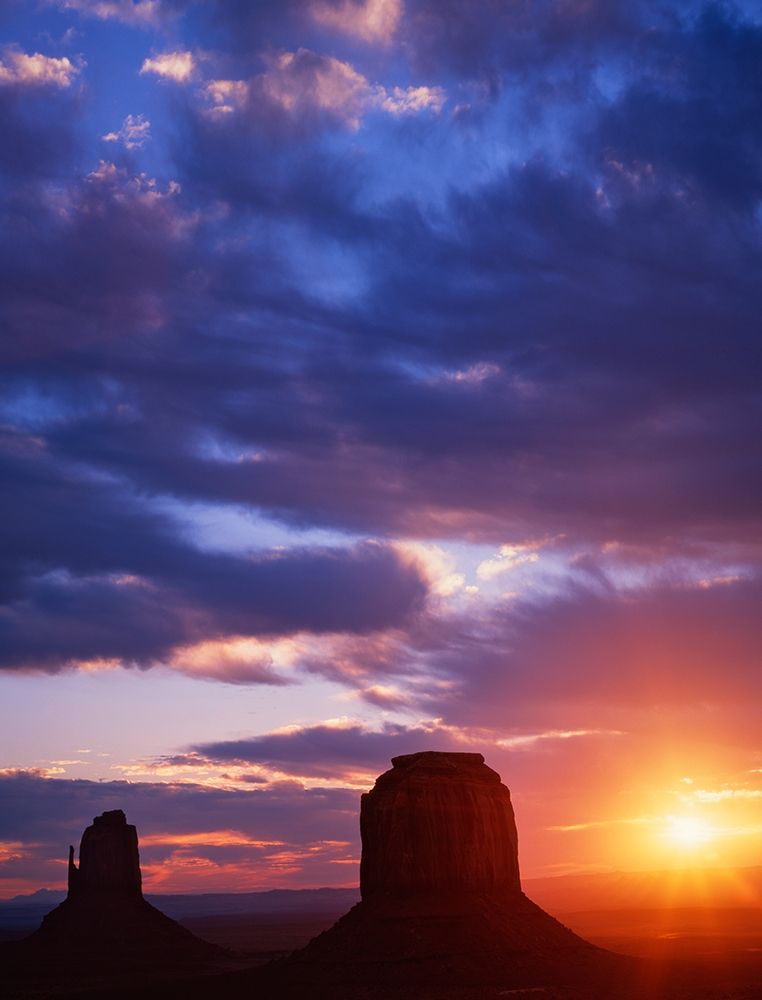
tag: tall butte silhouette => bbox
[263,751,635,994]
[23,809,221,973]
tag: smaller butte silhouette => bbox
[22,809,220,974]
[265,751,634,994]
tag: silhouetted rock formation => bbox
[67,808,142,898]
[360,751,520,900]
[263,751,636,995]
[20,809,223,976]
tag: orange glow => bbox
[0,841,27,863]
[140,830,286,849]
[662,815,716,848]
[138,839,359,893]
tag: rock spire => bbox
[67,808,142,898]
[20,808,222,979]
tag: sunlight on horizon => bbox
[663,815,717,849]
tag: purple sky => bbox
[1,0,761,896]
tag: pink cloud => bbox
[310,0,403,44]
[0,48,81,88]
[261,49,372,130]
[203,48,444,130]
[102,113,151,149]
[378,83,445,114]
[140,50,195,83]
[52,0,165,28]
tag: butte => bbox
[16,808,222,980]
[260,751,637,997]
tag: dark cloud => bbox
[0,160,198,362]
[308,571,762,726]
[194,0,307,52]
[0,770,360,892]
[0,770,356,844]
[192,721,468,780]
[2,0,761,898]
[0,87,80,180]
[403,0,645,83]
[171,96,372,242]
[211,568,762,727]
[10,126,756,552]
[597,5,762,209]
[1,0,761,683]
[50,0,188,28]
[0,431,429,672]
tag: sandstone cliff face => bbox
[68,808,142,897]
[360,751,520,900]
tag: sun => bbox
[663,815,716,848]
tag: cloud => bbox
[0,88,80,180]
[424,572,762,723]
[191,719,471,781]
[201,49,444,131]
[0,770,361,894]
[0,157,191,346]
[0,419,430,676]
[166,719,655,883]
[236,563,762,729]
[596,5,762,209]
[0,48,81,88]
[37,48,754,552]
[2,1,762,745]
[166,636,294,685]
[377,84,445,115]
[102,113,151,149]
[201,78,249,115]
[476,543,541,581]
[403,0,640,79]
[140,50,195,83]
[0,463,430,672]
[51,0,168,27]
[309,0,403,44]
[259,49,373,130]
[3,739,760,895]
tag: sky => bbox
[1,0,761,899]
